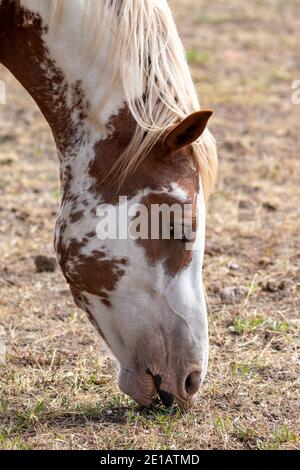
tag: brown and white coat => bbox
[0,0,218,407]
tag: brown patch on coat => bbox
[67,250,128,308]
[0,2,88,157]
[59,236,128,308]
[88,108,199,203]
[69,210,85,224]
[88,107,200,275]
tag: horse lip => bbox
[119,367,157,406]
[146,370,174,407]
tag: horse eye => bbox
[170,224,188,242]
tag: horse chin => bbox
[118,367,157,407]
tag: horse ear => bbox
[163,110,213,152]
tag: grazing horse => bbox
[0,0,218,407]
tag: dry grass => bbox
[0,0,299,450]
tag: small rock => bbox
[238,200,251,210]
[235,286,249,298]
[264,281,276,292]
[34,255,57,273]
[271,341,284,352]
[262,201,278,212]
[59,289,71,297]
[294,270,300,283]
[223,140,246,153]
[278,280,287,290]
[221,286,248,304]
[258,257,272,267]
[221,287,235,304]
[0,158,14,166]
[16,211,29,221]
[229,262,240,271]
[263,280,286,293]
[210,282,222,294]
[205,242,222,256]
[0,133,15,144]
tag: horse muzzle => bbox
[118,366,202,408]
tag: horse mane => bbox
[49,0,218,198]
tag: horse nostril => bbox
[185,371,201,396]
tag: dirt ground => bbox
[0,0,299,450]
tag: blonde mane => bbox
[50,0,218,198]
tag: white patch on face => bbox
[170,183,189,202]
[163,191,208,381]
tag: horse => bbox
[0,0,218,408]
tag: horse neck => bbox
[0,1,125,162]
